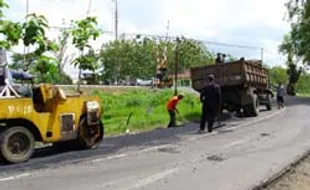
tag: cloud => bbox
[4,0,290,78]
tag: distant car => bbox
[136,79,153,86]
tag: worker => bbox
[215,53,222,64]
[166,94,184,128]
[199,74,221,133]
[276,82,285,109]
[222,54,227,63]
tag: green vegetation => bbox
[92,89,201,136]
[278,1,310,95]
[70,16,101,90]
[269,66,310,94]
[98,36,214,84]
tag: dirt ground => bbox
[264,154,310,190]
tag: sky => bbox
[4,0,290,79]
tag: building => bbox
[169,70,192,87]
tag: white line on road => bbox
[91,153,128,163]
[0,173,30,182]
[118,168,179,190]
[222,139,248,149]
[90,145,172,164]
[138,144,172,154]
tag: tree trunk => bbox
[77,67,82,93]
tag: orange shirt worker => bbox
[166,94,184,128]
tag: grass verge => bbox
[91,88,201,136]
[297,93,310,97]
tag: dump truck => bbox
[190,59,273,117]
[0,66,104,164]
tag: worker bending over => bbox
[166,94,184,128]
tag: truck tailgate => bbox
[190,60,268,92]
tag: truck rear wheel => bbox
[77,117,104,149]
[0,127,35,164]
[244,94,259,117]
[266,95,272,111]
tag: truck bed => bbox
[190,60,269,91]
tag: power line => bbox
[48,25,263,51]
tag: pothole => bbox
[207,154,226,162]
[158,147,180,154]
[260,132,270,137]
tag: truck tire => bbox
[76,117,104,149]
[266,95,272,111]
[244,94,259,117]
[0,127,35,164]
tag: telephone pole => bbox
[23,0,30,70]
[114,0,118,40]
[174,37,180,96]
[86,0,92,16]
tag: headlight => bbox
[86,101,100,112]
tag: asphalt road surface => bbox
[1,96,310,190]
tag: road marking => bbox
[222,139,247,149]
[89,145,172,164]
[138,144,172,153]
[106,154,127,160]
[0,173,30,182]
[91,154,128,163]
[119,168,179,190]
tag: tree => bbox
[278,1,310,95]
[1,0,59,83]
[70,17,101,91]
[178,37,214,71]
[284,0,310,62]
[54,28,72,83]
[0,1,22,50]
[99,36,214,83]
[100,36,159,83]
[269,66,289,86]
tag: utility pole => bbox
[174,37,180,96]
[86,0,92,16]
[260,48,264,62]
[114,0,118,40]
[23,0,30,70]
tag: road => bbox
[264,153,310,190]
[1,96,310,190]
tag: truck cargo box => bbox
[190,59,269,92]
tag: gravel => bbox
[264,154,310,190]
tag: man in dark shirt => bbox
[215,53,222,64]
[199,74,221,133]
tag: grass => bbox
[91,88,202,136]
[297,93,310,97]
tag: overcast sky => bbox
[5,0,290,79]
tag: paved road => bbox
[1,96,310,190]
